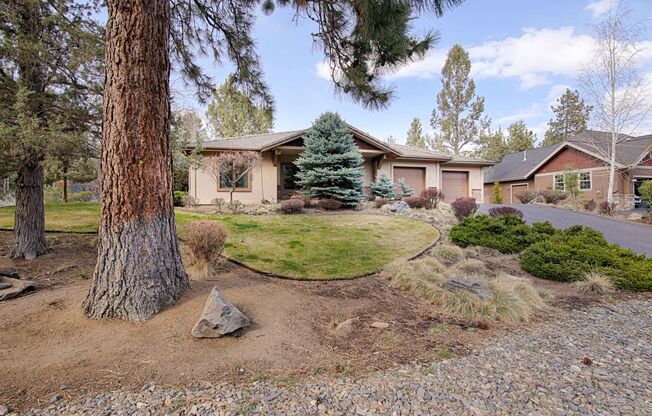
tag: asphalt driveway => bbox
[479,204,652,256]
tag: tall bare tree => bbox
[579,4,651,205]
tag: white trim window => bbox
[554,174,565,191]
[579,172,591,190]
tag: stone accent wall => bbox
[612,194,635,211]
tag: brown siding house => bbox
[484,131,652,209]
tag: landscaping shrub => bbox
[374,197,389,208]
[573,271,614,294]
[583,199,597,212]
[520,225,652,291]
[421,188,444,209]
[370,172,396,199]
[516,191,538,204]
[397,178,414,197]
[316,198,342,210]
[184,220,228,278]
[556,191,569,201]
[492,182,503,204]
[279,199,305,214]
[404,196,426,209]
[182,194,198,207]
[538,189,560,204]
[430,244,465,265]
[488,206,524,220]
[173,191,187,207]
[290,193,312,208]
[450,258,489,276]
[449,215,556,254]
[451,197,478,220]
[69,191,94,202]
[598,201,615,216]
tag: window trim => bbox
[216,164,253,192]
[554,174,565,191]
[579,171,592,191]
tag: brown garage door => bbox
[393,167,425,193]
[511,184,528,204]
[442,171,468,203]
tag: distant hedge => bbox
[520,225,652,292]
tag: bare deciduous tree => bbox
[579,4,651,204]
[205,151,261,207]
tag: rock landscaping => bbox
[22,298,652,415]
[191,286,250,338]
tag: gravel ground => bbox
[20,299,652,416]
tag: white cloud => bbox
[546,84,573,106]
[495,103,544,126]
[315,61,331,81]
[586,0,618,18]
[382,27,595,89]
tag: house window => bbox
[281,163,300,190]
[554,174,565,191]
[218,163,250,190]
[579,172,591,190]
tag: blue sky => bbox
[171,0,652,144]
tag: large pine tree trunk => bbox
[84,0,189,321]
[10,156,48,260]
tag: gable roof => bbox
[189,125,494,164]
[484,130,652,183]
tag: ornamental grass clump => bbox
[184,220,228,278]
[573,271,614,294]
[430,244,465,265]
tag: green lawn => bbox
[0,202,439,279]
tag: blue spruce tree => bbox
[370,172,396,199]
[295,112,365,206]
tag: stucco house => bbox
[484,130,652,209]
[187,124,494,205]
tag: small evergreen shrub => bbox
[184,220,228,278]
[516,191,538,204]
[556,191,569,201]
[539,189,560,204]
[598,201,615,216]
[421,188,444,209]
[316,198,342,210]
[449,215,556,254]
[583,199,597,212]
[397,178,414,197]
[492,182,503,204]
[451,197,478,220]
[374,197,389,208]
[520,225,652,291]
[173,191,187,207]
[279,199,305,214]
[488,206,524,220]
[404,196,426,208]
[370,172,396,199]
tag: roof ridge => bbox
[205,129,306,142]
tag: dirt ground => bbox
[0,230,641,412]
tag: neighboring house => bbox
[186,124,494,204]
[484,130,652,209]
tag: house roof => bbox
[484,130,652,184]
[189,126,494,165]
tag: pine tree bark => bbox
[10,156,48,260]
[84,0,189,321]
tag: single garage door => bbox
[393,167,425,193]
[442,171,468,203]
[510,184,528,204]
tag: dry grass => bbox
[430,244,465,265]
[573,271,614,294]
[385,253,546,323]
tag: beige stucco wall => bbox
[378,159,440,189]
[189,151,278,204]
[534,167,616,202]
[483,179,534,204]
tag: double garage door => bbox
[393,168,469,203]
[441,171,468,203]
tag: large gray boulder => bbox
[191,286,250,338]
[0,256,19,278]
[390,201,409,213]
[445,278,493,300]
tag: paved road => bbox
[479,204,652,256]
